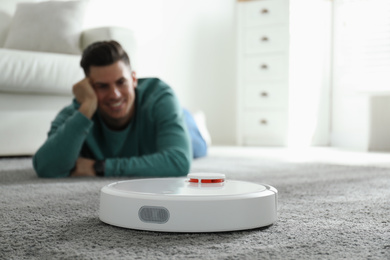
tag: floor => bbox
[208,146,390,168]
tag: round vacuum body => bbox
[99,173,278,232]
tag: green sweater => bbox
[33,78,192,178]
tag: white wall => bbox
[331,0,390,151]
[84,0,237,145]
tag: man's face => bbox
[89,60,137,130]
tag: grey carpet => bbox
[1,155,389,260]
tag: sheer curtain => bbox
[287,0,332,147]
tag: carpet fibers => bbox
[1,155,389,259]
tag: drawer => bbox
[243,83,288,109]
[243,0,289,27]
[244,54,287,81]
[242,133,287,146]
[242,110,287,136]
[241,110,288,146]
[244,26,288,54]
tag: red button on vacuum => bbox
[189,178,225,183]
[187,173,226,184]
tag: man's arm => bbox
[33,78,97,178]
[72,78,97,119]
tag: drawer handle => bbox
[260,64,268,70]
[260,92,268,97]
[260,9,269,15]
[259,119,268,125]
[260,36,269,42]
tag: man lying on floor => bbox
[33,41,207,178]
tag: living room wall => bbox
[84,0,237,145]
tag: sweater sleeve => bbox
[33,105,93,178]
[104,86,192,177]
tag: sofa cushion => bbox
[4,0,89,54]
[0,49,84,95]
[0,0,40,47]
[0,12,11,47]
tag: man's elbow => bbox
[169,149,191,177]
[33,160,53,178]
[177,157,191,177]
[33,156,69,178]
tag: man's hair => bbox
[80,40,131,76]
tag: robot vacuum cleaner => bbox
[99,173,278,232]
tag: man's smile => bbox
[109,100,124,108]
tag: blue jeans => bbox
[183,109,207,158]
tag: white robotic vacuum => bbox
[99,173,277,232]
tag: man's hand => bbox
[70,157,96,177]
[72,78,97,119]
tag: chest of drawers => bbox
[237,0,289,146]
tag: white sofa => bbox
[0,0,137,156]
